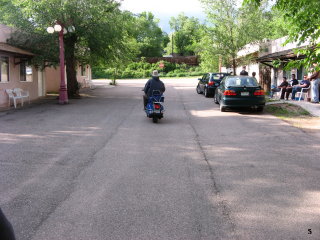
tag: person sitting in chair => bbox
[270,77,288,99]
[291,75,310,100]
[284,74,299,100]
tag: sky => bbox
[120,0,206,33]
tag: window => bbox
[0,56,9,82]
[226,77,259,87]
[20,62,32,82]
[212,73,227,80]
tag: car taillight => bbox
[208,81,215,86]
[224,90,237,96]
[254,90,265,96]
[154,103,161,109]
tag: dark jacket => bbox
[239,70,248,76]
[299,80,310,88]
[290,79,299,86]
[144,77,165,97]
[278,81,288,88]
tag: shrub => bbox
[92,60,207,79]
[190,71,204,76]
[176,72,187,77]
[166,72,175,77]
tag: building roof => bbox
[256,48,305,63]
[0,42,35,57]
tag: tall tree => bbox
[200,0,279,74]
[133,12,169,57]
[167,13,203,56]
[0,0,133,97]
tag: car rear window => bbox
[212,73,226,80]
[225,77,258,87]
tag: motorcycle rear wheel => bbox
[152,117,158,123]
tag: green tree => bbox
[0,0,134,97]
[194,28,220,72]
[167,13,203,56]
[200,0,280,74]
[133,12,169,57]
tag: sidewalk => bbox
[267,99,320,117]
[0,95,57,117]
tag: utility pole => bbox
[171,32,174,56]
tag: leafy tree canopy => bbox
[132,12,169,57]
[167,13,204,56]
[199,0,287,73]
[243,0,320,69]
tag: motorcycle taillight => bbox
[154,103,161,109]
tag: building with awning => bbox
[0,24,92,108]
[257,37,311,86]
[221,36,312,92]
[0,24,46,108]
[256,48,305,68]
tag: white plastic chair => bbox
[13,88,30,105]
[5,89,23,108]
[296,86,310,101]
[85,78,94,89]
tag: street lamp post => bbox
[47,23,68,104]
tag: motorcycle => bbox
[144,90,164,123]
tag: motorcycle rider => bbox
[143,70,165,109]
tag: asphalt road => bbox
[0,79,319,240]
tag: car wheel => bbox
[214,93,219,104]
[220,105,226,112]
[257,106,264,112]
[204,88,210,98]
[196,84,202,94]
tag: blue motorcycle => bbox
[145,90,164,123]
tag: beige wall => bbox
[76,64,92,88]
[260,37,311,58]
[236,63,260,81]
[45,64,92,92]
[0,55,39,107]
[45,66,61,93]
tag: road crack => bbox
[178,92,237,236]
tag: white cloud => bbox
[120,0,204,15]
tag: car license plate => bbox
[154,109,160,113]
[241,92,249,96]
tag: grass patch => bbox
[46,92,59,95]
[265,103,320,136]
[265,103,311,118]
[266,98,279,103]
